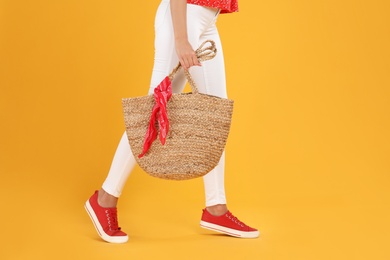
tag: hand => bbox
[175,39,201,70]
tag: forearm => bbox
[170,0,188,41]
[169,0,200,69]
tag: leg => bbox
[85,1,187,243]
[84,133,135,243]
[99,132,137,206]
[186,8,228,214]
[97,0,187,204]
[185,6,259,238]
[154,4,230,214]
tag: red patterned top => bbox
[187,0,238,14]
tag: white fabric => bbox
[102,1,227,207]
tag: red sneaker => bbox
[84,191,128,243]
[200,209,259,238]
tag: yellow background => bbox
[1,0,389,259]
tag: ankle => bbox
[206,204,228,216]
[97,189,118,208]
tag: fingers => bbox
[180,52,201,70]
[192,54,201,67]
[175,40,202,70]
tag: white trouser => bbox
[102,1,227,207]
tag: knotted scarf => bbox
[138,76,172,158]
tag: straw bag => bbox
[122,40,234,180]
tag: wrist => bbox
[175,36,188,43]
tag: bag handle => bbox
[168,40,217,94]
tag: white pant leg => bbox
[152,2,228,206]
[103,1,227,206]
[191,20,227,207]
[102,132,136,197]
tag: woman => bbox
[85,0,259,243]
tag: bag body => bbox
[121,40,234,180]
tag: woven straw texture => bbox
[122,40,234,180]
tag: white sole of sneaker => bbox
[84,200,128,243]
[200,221,260,238]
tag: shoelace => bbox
[105,208,121,231]
[226,212,246,228]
